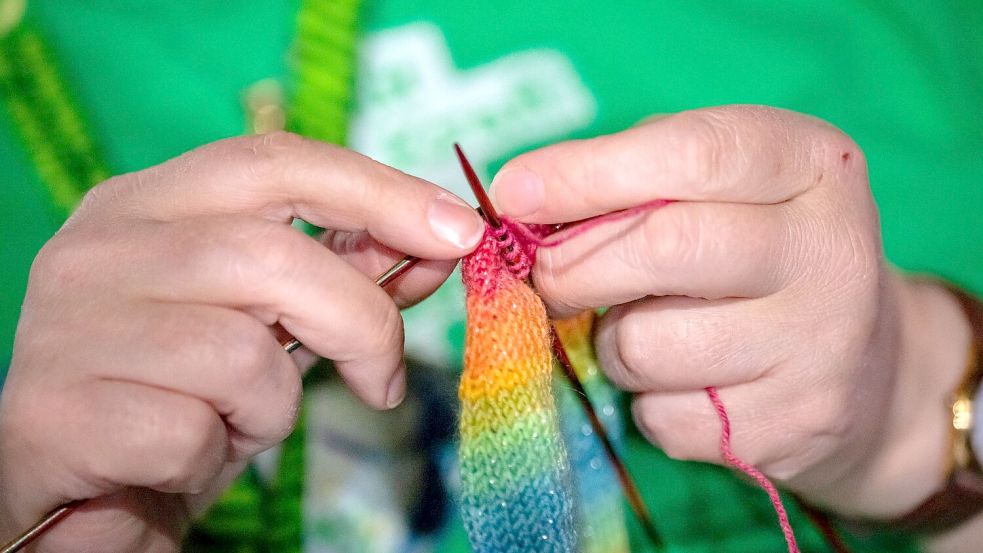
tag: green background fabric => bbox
[1,1,981,551]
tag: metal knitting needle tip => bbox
[1,501,82,553]
[373,255,420,288]
[453,143,501,229]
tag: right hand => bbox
[0,132,485,552]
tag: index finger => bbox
[80,132,484,260]
[489,105,859,223]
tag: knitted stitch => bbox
[459,228,578,552]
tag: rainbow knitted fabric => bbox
[459,229,577,551]
[459,224,630,552]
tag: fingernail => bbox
[490,168,544,218]
[386,363,407,409]
[427,193,485,249]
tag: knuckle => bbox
[612,320,655,389]
[72,178,114,214]
[246,223,310,283]
[800,384,852,439]
[644,312,735,384]
[821,130,866,172]
[191,220,303,294]
[657,435,696,461]
[257,129,307,151]
[153,404,223,493]
[809,126,869,194]
[71,174,134,217]
[644,208,701,273]
[72,170,164,222]
[322,285,401,363]
[676,110,744,192]
[360,294,403,355]
[667,314,731,371]
[218,316,280,385]
[258,375,303,449]
[632,399,710,462]
[531,264,563,311]
[275,375,304,436]
[631,400,684,457]
[29,233,95,292]
[236,131,306,185]
[631,399,661,441]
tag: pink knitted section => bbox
[495,198,673,281]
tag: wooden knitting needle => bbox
[0,255,420,553]
[551,333,665,549]
[453,143,664,549]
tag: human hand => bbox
[0,132,484,552]
[490,106,972,519]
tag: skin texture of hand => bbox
[490,106,974,535]
[0,132,484,552]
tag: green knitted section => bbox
[0,23,110,219]
[287,0,362,145]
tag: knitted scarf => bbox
[458,223,630,552]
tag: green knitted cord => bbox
[287,0,362,145]
[0,23,110,220]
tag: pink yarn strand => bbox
[508,199,673,249]
[705,386,800,553]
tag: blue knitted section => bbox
[461,474,578,552]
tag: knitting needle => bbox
[551,332,665,549]
[453,143,664,549]
[1,254,421,553]
[0,501,81,553]
[453,144,500,228]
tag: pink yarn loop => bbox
[489,222,534,280]
[493,198,674,281]
[706,386,800,553]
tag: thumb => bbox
[489,106,827,224]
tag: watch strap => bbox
[888,284,983,534]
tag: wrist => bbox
[870,276,971,515]
[807,273,972,518]
[885,282,983,539]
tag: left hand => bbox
[489,105,970,519]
